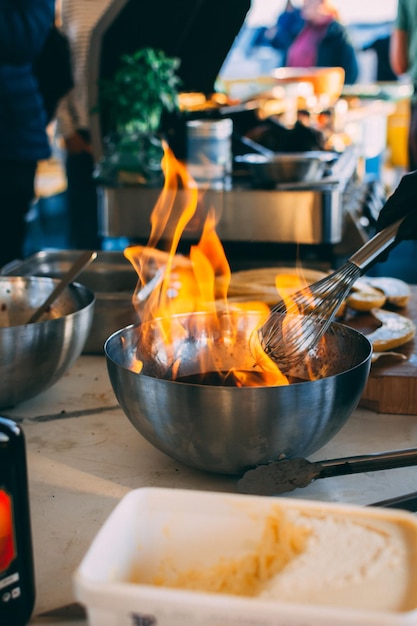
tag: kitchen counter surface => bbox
[5,354,416,625]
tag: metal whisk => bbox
[260,218,405,370]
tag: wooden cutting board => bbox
[344,286,417,415]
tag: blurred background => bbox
[28,0,417,284]
[219,0,398,84]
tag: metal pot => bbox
[105,310,372,475]
[235,151,337,186]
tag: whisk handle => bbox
[348,218,404,273]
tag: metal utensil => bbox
[26,249,97,324]
[371,491,417,511]
[237,447,417,495]
[236,135,275,158]
[260,218,404,370]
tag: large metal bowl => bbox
[0,276,95,408]
[105,311,372,475]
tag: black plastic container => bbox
[0,417,35,626]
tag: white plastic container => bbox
[74,487,417,626]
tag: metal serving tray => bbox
[2,250,139,354]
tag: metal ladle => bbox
[26,249,97,324]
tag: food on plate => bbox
[343,276,414,358]
[214,268,415,356]
[217,269,410,315]
[365,276,411,308]
[347,276,411,311]
[215,266,328,306]
[366,308,416,352]
[345,280,387,311]
[371,351,408,363]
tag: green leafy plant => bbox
[94,47,181,186]
[98,47,181,135]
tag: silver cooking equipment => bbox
[2,251,138,354]
[234,150,337,186]
[0,276,94,408]
[27,250,97,324]
[97,147,359,246]
[105,311,372,475]
[260,217,404,370]
[238,447,417,495]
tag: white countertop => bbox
[5,354,416,625]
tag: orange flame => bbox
[275,271,309,346]
[124,141,291,386]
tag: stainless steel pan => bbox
[235,150,338,186]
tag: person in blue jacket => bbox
[0,0,55,268]
[263,1,305,58]
[275,0,359,85]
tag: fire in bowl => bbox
[105,310,372,475]
[0,276,95,409]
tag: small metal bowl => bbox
[105,310,372,475]
[236,151,336,186]
[0,276,95,408]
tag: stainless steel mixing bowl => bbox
[0,276,95,408]
[105,311,372,475]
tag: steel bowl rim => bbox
[0,275,95,327]
[104,315,372,386]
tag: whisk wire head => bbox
[260,262,361,369]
